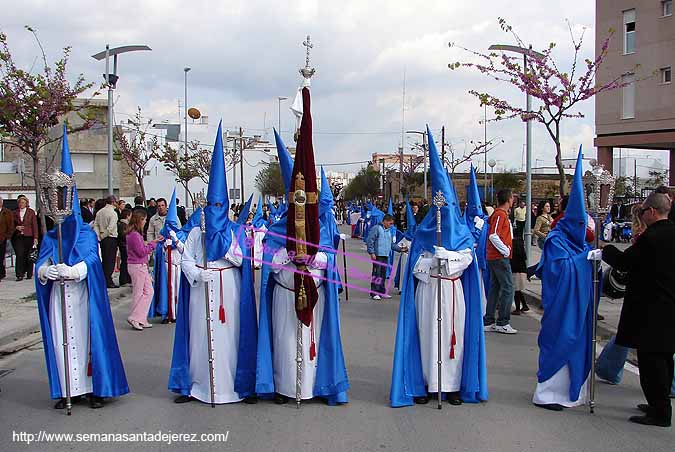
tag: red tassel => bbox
[87,358,92,376]
[450,332,457,360]
[219,304,226,324]
[309,317,316,361]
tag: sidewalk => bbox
[0,272,131,355]
[522,243,628,339]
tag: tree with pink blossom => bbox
[449,18,633,195]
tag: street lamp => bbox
[184,67,191,203]
[488,159,497,204]
[487,43,544,261]
[92,44,152,196]
[406,130,428,200]
[277,96,288,135]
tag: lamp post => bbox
[406,130,428,200]
[92,45,151,196]
[488,159,497,203]
[184,67,191,203]
[487,43,544,262]
[277,96,288,135]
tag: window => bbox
[664,1,673,17]
[623,9,636,54]
[622,73,636,119]
[71,154,94,173]
[662,67,672,84]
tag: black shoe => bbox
[53,395,82,409]
[413,396,429,405]
[88,395,104,409]
[637,403,650,413]
[107,283,119,289]
[520,303,530,312]
[274,393,289,405]
[174,395,194,404]
[629,415,671,427]
[16,276,23,281]
[448,393,463,406]
[161,318,170,325]
[243,396,258,404]
[534,403,564,411]
[511,310,521,316]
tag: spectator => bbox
[12,196,38,281]
[116,199,127,217]
[125,210,163,330]
[366,214,407,300]
[94,196,119,288]
[93,198,106,217]
[631,204,647,243]
[147,197,168,242]
[654,186,675,222]
[610,198,627,221]
[118,208,132,286]
[176,198,187,226]
[601,192,675,427]
[513,200,527,234]
[484,188,517,334]
[0,197,15,281]
[132,196,147,215]
[510,226,529,315]
[532,201,553,249]
[411,203,420,224]
[80,199,94,223]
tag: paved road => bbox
[0,230,672,451]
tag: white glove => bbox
[198,269,216,283]
[339,233,347,241]
[433,246,452,260]
[169,230,178,241]
[165,239,173,247]
[39,265,60,281]
[56,263,80,280]
[474,216,485,231]
[587,249,602,261]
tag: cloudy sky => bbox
[3,0,605,175]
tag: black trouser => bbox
[118,245,130,286]
[637,349,674,422]
[100,237,118,286]
[12,235,34,278]
[0,239,7,279]
[370,256,388,297]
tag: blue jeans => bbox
[596,336,630,384]
[485,258,514,326]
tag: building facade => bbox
[594,0,675,185]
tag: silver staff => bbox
[433,190,446,410]
[40,171,76,416]
[583,163,615,414]
[296,316,303,409]
[196,191,216,408]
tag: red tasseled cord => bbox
[309,318,316,361]
[219,271,226,324]
[87,354,92,376]
[450,332,456,359]
[449,279,457,360]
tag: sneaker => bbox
[371,295,382,301]
[381,294,392,299]
[495,324,518,334]
[483,323,496,332]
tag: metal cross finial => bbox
[433,190,446,208]
[299,35,316,80]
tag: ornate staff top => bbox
[299,35,316,81]
[195,190,207,232]
[39,170,76,223]
[433,190,446,209]
[583,161,616,215]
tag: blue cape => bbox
[466,165,490,295]
[393,199,417,289]
[534,147,593,400]
[167,225,258,398]
[362,202,384,243]
[256,214,349,404]
[390,126,488,407]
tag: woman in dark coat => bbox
[511,222,529,314]
[11,195,38,280]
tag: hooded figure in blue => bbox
[168,121,257,404]
[250,196,269,268]
[393,199,417,290]
[35,124,129,409]
[353,204,366,238]
[362,201,384,243]
[384,198,402,279]
[390,126,488,407]
[256,159,349,406]
[149,188,192,323]
[465,165,491,308]
[532,147,594,411]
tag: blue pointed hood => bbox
[466,164,487,225]
[319,167,334,215]
[387,198,394,215]
[273,128,294,193]
[237,194,254,225]
[404,198,417,240]
[205,121,233,261]
[252,196,266,228]
[411,126,473,253]
[60,123,81,218]
[162,188,180,232]
[556,146,587,247]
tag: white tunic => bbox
[533,366,590,407]
[271,248,327,400]
[162,240,184,321]
[39,261,92,397]
[413,249,473,393]
[395,238,411,288]
[252,225,267,269]
[181,228,244,404]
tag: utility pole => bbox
[484,104,488,200]
[184,67,191,204]
[441,126,446,170]
[423,131,428,200]
[398,145,404,201]
[240,127,245,203]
